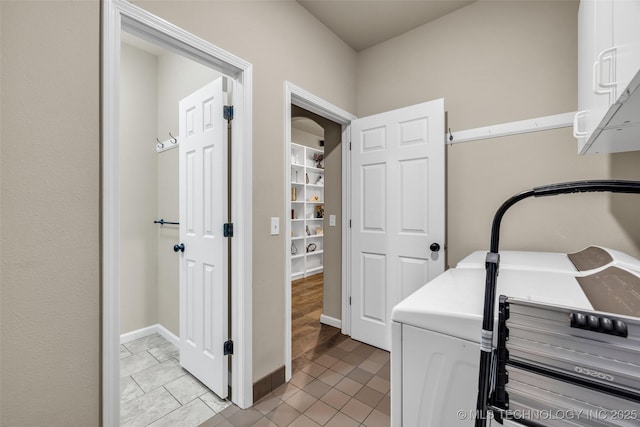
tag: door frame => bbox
[283,82,356,379]
[102,0,254,424]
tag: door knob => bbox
[173,243,185,253]
[430,243,441,252]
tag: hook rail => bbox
[156,132,179,153]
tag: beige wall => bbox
[120,43,160,333]
[356,0,640,267]
[0,1,100,425]
[132,0,358,381]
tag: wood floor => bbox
[291,273,346,373]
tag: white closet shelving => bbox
[290,143,324,279]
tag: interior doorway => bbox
[289,114,345,373]
[118,32,233,425]
[102,1,254,424]
[284,83,357,380]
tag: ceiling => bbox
[297,0,475,52]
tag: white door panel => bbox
[351,100,445,350]
[179,77,228,398]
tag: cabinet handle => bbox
[593,47,617,101]
[573,111,589,138]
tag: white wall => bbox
[120,43,160,333]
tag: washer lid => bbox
[456,246,640,275]
[391,268,593,344]
[456,250,576,273]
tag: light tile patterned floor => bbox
[121,334,390,427]
[120,334,231,427]
[200,338,390,427]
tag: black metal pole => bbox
[474,180,640,427]
[475,189,532,427]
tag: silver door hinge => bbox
[224,105,234,121]
[224,340,233,355]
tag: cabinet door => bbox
[592,0,615,124]
[576,0,615,153]
[611,0,640,124]
[576,0,597,152]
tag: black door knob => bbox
[173,243,185,253]
[430,243,441,252]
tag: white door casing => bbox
[179,77,229,397]
[104,2,254,420]
[350,99,446,350]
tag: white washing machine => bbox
[390,267,594,427]
[456,245,640,274]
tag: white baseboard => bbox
[320,314,342,329]
[157,324,179,347]
[120,325,158,344]
[120,323,179,347]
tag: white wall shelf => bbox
[290,143,324,279]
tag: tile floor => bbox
[121,272,390,426]
[120,333,232,426]
[200,338,390,427]
[121,333,390,426]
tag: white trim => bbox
[120,324,180,348]
[288,83,356,125]
[449,112,576,144]
[284,81,357,381]
[120,325,158,344]
[320,314,342,329]
[158,324,180,348]
[341,124,351,337]
[102,2,254,424]
[284,92,293,381]
[101,3,122,425]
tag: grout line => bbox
[147,348,163,364]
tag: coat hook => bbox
[448,128,453,143]
[156,137,164,149]
[169,132,178,144]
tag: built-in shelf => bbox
[290,142,324,279]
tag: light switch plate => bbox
[270,217,280,235]
[329,215,336,227]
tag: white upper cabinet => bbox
[575,0,640,154]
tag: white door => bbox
[178,77,229,398]
[350,99,445,350]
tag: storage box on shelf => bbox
[290,143,324,279]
